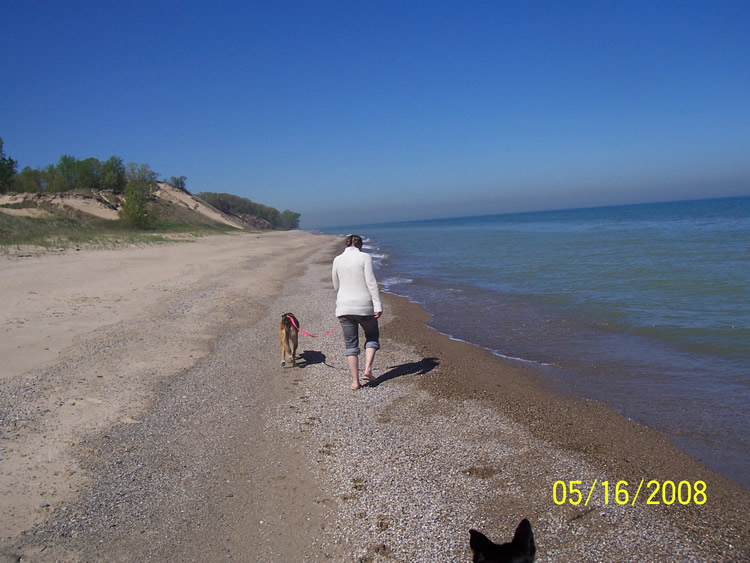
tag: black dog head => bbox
[469,518,535,563]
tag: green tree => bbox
[41,164,56,192]
[76,157,101,190]
[0,138,18,194]
[14,166,43,193]
[126,162,158,184]
[169,175,187,191]
[100,156,126,193]
[264,206,281,228]
[119,180,156,228]
[120,162,158,227]
[279,210,301,230]
[49,155,78,192]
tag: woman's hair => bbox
[345,234,363,249]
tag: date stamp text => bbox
[553,479,707,506]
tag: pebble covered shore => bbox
[2,236,748,561]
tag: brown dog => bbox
[280,313,299,367]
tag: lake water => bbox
[322,196,750,488]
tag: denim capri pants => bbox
[338,315,380,356]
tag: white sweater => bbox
[332,247,383,316]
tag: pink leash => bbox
[288,315,339,338]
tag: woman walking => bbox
[332,235,383,390]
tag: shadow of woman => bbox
[370,357,440,386]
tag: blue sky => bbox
[2,1,749,228]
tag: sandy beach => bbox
[1,231,747,562]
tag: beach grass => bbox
[0,204,242,256]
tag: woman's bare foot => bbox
[348,355,360,390]
[363,371,377,384]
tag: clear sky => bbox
[2,1,749,228]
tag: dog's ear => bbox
[511,519,535,559]
[469,529,496,562]
[470,521,536,563]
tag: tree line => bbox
[198,192,300,230]
[0,139,183,196]
[0,138,300,230]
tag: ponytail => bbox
[345,235,363,249]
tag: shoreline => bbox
[389,291,748,490]
[382,290,749,557]
[1,232,747,561]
